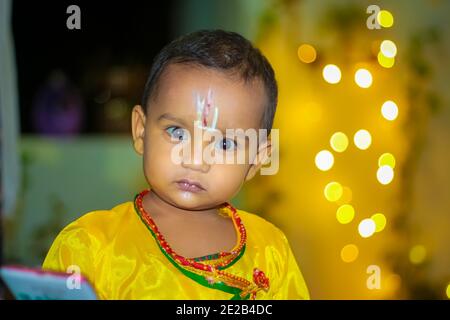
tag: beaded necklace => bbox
[134,189,270,299]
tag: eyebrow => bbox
[157,113,188,127]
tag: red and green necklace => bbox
[134,189,270,300]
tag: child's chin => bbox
[170,192,212,210]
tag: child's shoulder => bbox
[72,201,134,224]
[42,201,137,274]
[56,201,135,242]
[235,208,289,245]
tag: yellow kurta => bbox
[42,199,309,300]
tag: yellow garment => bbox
[42,200,309,300]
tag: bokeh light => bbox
[409,245,427,265]
[315,150,334,171]
[354,68,372,88]
[446,283,450,299]
[298,44,317,63]
[377,51,395,68]
[377,10,394,28]
[324,182,343,202]
[380,40,397,58]
[381,100,399,121]
[340,244,359,263]
[330,132,349,152]
[378,153,396,169]
[358,218,376,238]
[354,129,372,150]
[371,213,387,232]
[336,204,355,224]
[322,64,341,84]
[377,165,394,185]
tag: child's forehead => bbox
[158,63,255,95]
[152,64,266,129]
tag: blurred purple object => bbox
[32,71,84,135]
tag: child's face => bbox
[132,64,269,210]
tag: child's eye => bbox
[216,138,237,151]
[166,126,188,141]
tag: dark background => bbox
[12,1,174,134]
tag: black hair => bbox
[141,29,278,134]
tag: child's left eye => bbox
[216,138,237,151]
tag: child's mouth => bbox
[175,179,205,193]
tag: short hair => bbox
[141,30,278,134]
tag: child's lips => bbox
[175,179,206,192]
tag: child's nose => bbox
[180,138,211,173]
[181,158,210,173]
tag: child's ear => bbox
[131,105,147,155]
[244,140,272,182]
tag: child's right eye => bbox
[166,126,188,141]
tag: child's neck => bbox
[141,189,237,258]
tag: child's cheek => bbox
[211,164,248,190]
